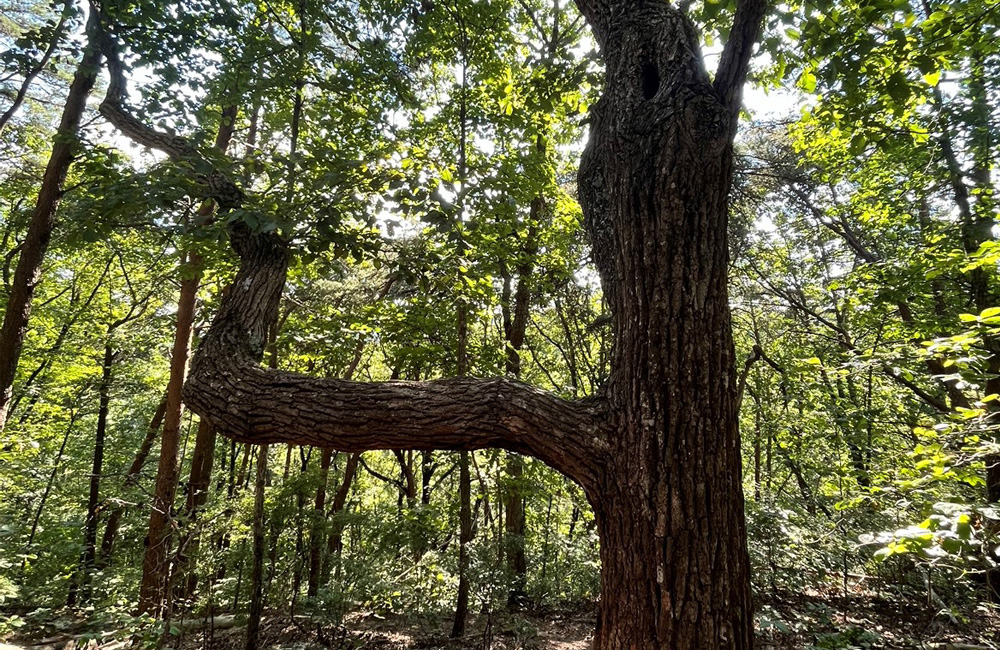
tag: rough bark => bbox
[571,1,762,646]
[0,6,102,433]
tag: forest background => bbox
[0,0,999,648]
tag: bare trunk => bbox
[245,444,268,650]
[175,418,217,602]
[307,448,333,598]
[450,449,472,638]
[323,452,360,584]
[138,253,199,616]
[68,341,114,606]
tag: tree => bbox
[95,0,767,646]
[0,5,101,433]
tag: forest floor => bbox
[4,585,1000,649]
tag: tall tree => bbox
[136,104,238,615]
[100,0,768,646]
[0,6,101,432]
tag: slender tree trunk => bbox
[501,204,536,609]
[421,451,435,506]
[290,449,310,607]
[68,341,115,605]
[138,254,199,616]
[245,444,268,650]
[137,98,237,615]
[0,7,102,433]
[100,395,167,561]
[307,448,333,598]
[323,453,360,584]
[451,449,472,638]
[176,418,217,602]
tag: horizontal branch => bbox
[187,364,607,491]
[183,226,608,493]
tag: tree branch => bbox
[91,4,243,211]
[179,182,606,495]
[714,0,768,120]
[189,359,607,491]
[93,0,609,496]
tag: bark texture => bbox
[572,2,762,645]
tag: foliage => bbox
[0,0,998,644]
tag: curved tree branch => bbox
[93,3,609,495]
[181,225,607,490]
[92,4,243,211]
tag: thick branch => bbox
[95,0,609,496]
[184,221,607,494]
[714,0,767,120]
[189,359,606,491]
[92,7,243,210]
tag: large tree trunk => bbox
[101,0,765,645]
[0,7,101,433]
[572,2,762,645]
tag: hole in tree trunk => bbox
[640,61,660,100]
